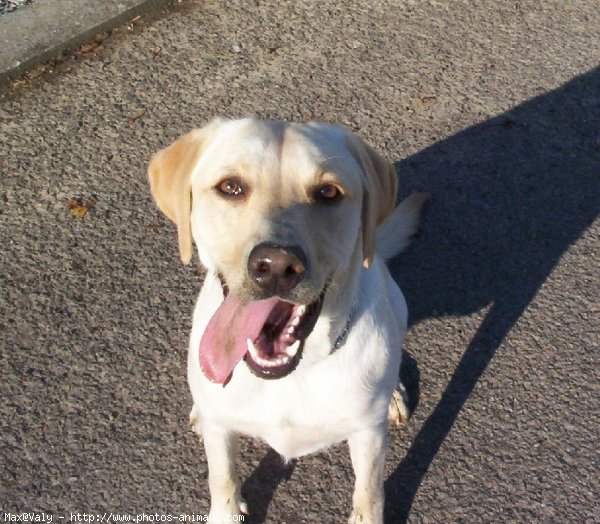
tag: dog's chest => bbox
[190,348,388,459]
[212,379,379,459]
[260,423,348,460]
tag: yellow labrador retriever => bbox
[149,118,425,524]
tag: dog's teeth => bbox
[286,325,295,334]
[256,355,270,367]
[286,340,301,357]
[248,337,297,369]
[246,338,260,359]
[291,316,301,327]
[297,305,306,316]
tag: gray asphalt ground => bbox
[1,1,599,522]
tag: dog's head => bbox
[149,118,397,383]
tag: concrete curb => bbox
[0,0,170,84]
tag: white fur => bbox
[150,119,424,524]
[189,256,406,459]
[188,204,419,524]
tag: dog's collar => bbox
[331,304,356,353]
[217,272,229,296]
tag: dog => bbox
[148,118,426,523]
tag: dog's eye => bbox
[216,178,245,198]
[315,183,343,203]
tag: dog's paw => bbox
[348,507,382,524]
[208,499,248,523]
[189,404,202,437]
[387,384,410,426]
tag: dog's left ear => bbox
[148,120,221,264]
[345,132,398,268]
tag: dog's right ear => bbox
[148,119,221,264]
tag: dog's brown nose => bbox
[248,243,307,296]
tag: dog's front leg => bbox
[202,425,247,522]
[347,425,388,524]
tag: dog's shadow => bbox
[240,67,599,523]
[385,67,600,521]
[241,449,296,523]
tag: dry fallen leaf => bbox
[78,32,109,55]
[418,96,438,105]
[144,223,164,232]
[79,42,99,54]
[128,108,146,125]
[68,198,96,218]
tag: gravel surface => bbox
[1,0,599,522]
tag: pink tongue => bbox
[199,295,281,384]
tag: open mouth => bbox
[244,294,323,379]
[199,285,325,385]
